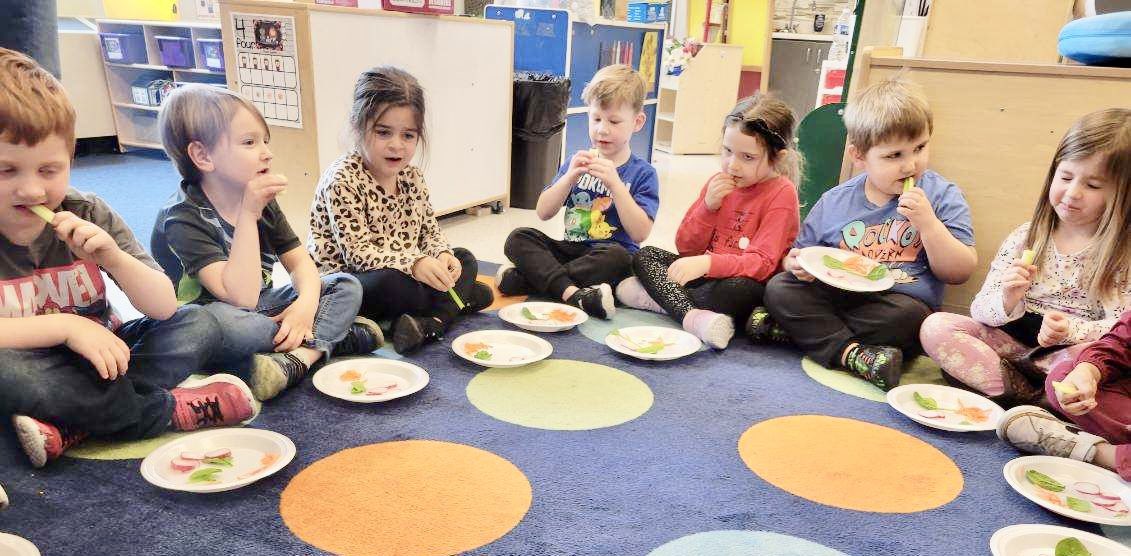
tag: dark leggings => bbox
[632,246,765,323]
[353,247,479,329]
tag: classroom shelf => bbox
[654,43,743,155]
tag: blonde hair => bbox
[581,64,646,113]
[1024,108,1131,301]
[843,73,933,154]
[159,84,269,183]
[724,92,803,184]
[0,47,76,152]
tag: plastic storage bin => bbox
[627,2,649,22]
[155,35,194,68]
[196,38,224,71]
[99,31,147,64]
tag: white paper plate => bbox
[498,301,588,333]
[605,326,702,361]
[312,358,428,403]
[796,245,895,292]
[887,383,1005,432]
[451,330,553,368]
[1004,455,1131,526]
[0,533,40,556]
[990,523,1131,556]
[140,428,296,493]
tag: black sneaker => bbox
[495,264,532,296]
[566,283,615,320]
[843,344,903,391]
[249,352,309,401]
[393,314,445,354]
[461,282,495,314]
[333,316,385,356]
[745,307,791,344]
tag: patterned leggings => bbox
[920,312,1085,396]
[632,246,765,322]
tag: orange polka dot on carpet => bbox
[280,440,531,555]
[477,274,527,311]
[738,415,963,513]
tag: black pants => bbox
[503,227,632,299]
[633,246,765,322]
[353,247,479,328]
[764,271,932,367]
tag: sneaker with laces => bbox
[997,405,1105,461]
[745,307,791,344]
[461,281,495,314]
[393,314,445,354]
[567,283,616,320]
[683,309,734,349]
[495,264,532,296]
[614,277,664,314]
[843,344,903,391]
[249,352,310,401]
[11,415,88,468]
[333,316,385,357]
[170,374,258,431]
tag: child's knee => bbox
[170,304,223,347]
[503,227,539,259]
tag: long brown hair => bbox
[1024,108,1131,301]
[348,66,426,158]
[724,93,803,184]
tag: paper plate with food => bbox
[886,383,1004,432]
[796,246,895,292]
[451,330,553,368]
[1003,455,1131,526]
[989,523,1129,556]
[605,326,702,361]
[498,302,588,333]
[140,428,296,493]
[312,358,429,403]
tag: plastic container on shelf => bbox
[155,35,194,68]
[196,38,224,71]
[99,31,147,64]
[828,7,853,61]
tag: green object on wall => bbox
[797,102,848,219]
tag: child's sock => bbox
[682,309,735,350]
[614,277,664,314]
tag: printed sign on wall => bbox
[231,13,303,129]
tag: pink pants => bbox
[920,312,1083,396]
[1046,361,1131,480]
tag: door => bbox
[767,39,829,122]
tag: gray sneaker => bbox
[249,352,308,402]
[996,405,1104,461]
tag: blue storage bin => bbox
[654,1,670,22]
[155,35,194,68]
[196,38,225,71]
[99,31,147,64]
[627,2,649,23]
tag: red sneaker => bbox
[170,374,258,432]
[11,415,88,468]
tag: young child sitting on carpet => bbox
[615,94,800,349]
[495,64,661,320]
[307,66,493,354]
[152,85,383,401]
[754,75,977,391]
[0,48,257,468]
[920,108,1131,407]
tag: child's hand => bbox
[438,251,462,282]
[413,256,456,292]
[896,187,938,228]
[1001,258,1037,314]
[272,296,317,352]
[1038,311,1070,347]
[704,174,737,211]
[242,173,288,216]
[783,248,815,282]
[667,255,711,285]
[567,150,596,178]
[585,157,624,190]
[1057,362,1101,416]
[52,211,124,268]
[64,315,131,380]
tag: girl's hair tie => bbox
[727,115,788,151]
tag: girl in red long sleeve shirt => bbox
[615,94,800,349]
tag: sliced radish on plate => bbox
[170,457,200,472]
[205,448,231,459]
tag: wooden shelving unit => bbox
[96,19,227,152]
[654,43,743,155]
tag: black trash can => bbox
[511,72,570,209]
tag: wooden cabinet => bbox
[653,43,743,155]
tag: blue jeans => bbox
[0,305,221,439]
[203,272,362,370]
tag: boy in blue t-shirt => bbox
[754,75,976,390]
[496,65,660,319]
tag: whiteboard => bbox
[308,11,513,214]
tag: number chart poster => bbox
[232,13,303,129]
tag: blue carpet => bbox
[0,153,1121,554]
